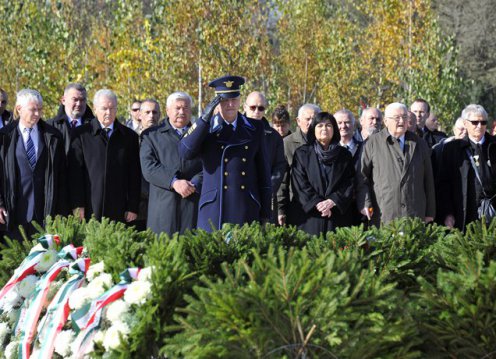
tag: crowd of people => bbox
[0,75,495,240]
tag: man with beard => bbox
[359,107,382,141]
[141,92,202,234]
[277,103,320,225]
[47,83,94,155]
[68,89,140,223]
[243,91,286,223]
[357,102,435,226]
[180,76,272,231]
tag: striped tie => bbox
[25,128,36,170]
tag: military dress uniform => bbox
[179,75,272,232]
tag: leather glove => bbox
[201,95,222,124]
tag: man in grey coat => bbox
[357,102,435,226]
[140,92,202,235]
[277,103,320,225]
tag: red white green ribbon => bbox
[18,244,82,359]
[0,235,60,303]
[72,268,140,357]
[36,258,90,359]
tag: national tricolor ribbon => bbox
[72,268,141,357]
[36,258,90,359]
[0,235,59,304]
[18,244,83,359]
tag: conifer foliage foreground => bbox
[1,217,496,358]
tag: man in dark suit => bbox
[0,88,13,129]
[410,98,447,148]
[47,83,94,155]
[335,109,364,225]
[439,104,496,231]
[179,75,272,232]
[243,91,286,223]
[68,89,140,223]
[141,92,202,235]
[0,89,67,240]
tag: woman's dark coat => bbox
[289,144,355,235]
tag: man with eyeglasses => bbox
[244,91,286,223]
[357,102,435,226]
[68,89,141,223]
[47,83,94,155]
[126,99,142,134]
[438,104,496,231]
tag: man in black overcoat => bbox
[68,89,140,222]
[243,91,286,223]
[0,89,67,239]
[439,104,496,231]
[47,83,94,155]
[179,75,272,232]
[140,92,202,235]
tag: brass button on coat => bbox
[241,185,245,190]
[242,158,246,162]
[224,185,228,190]
[224,172,228,176]
[224,158,228,163]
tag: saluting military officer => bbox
[179,75,272,232]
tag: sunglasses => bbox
[248,105,266,112]
[467,120,488,126]
[131,108,140,112]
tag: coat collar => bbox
[90,117,123,136]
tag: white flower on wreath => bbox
[1,289,22,312]
[124,280,152,305]
[16,275,38,298]
[0,321,10,345]
[93,330,105,345]
[35,249,58,273]
[69,287,91,310]
[138,267,153,282]
[106,299,131,324]
[7,309,20,326]
[103,322,130,351]
[86,261,105,282]
[5,340,19,359]
[29,243,45,255]
[54,330,75,357]
[87,273,113,300]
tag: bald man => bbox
[244,91,286,222]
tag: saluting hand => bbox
[201,95,222,124]
[172,179,196,198]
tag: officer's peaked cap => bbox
[208,75,245,99]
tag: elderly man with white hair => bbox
[357,102,435,226]
[438,104,496,231]
[140,91,202,235]
[68,89,141,223]
[277,103,320,225]
[0,89,67,239]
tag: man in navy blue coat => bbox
[179,75,272,232]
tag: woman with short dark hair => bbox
[288,112,355,235]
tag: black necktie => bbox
[102,128,111,143]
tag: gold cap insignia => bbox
[224,80,234,88]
